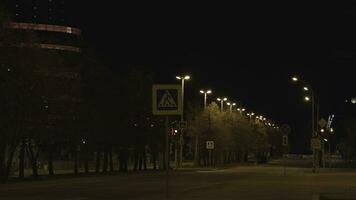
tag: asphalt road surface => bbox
[1,164,356,200]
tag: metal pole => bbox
[229,105,232,113]
[179,79,184,168]
[283,153,286,176]
[221,101,223,112]
[312,90,316,173]
[204,93,207,109]
[165,116,169,200]
[329,141,331,169]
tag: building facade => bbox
[3,0,83,136]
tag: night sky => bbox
[67,2,355,152]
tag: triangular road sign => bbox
[158,90,177,108]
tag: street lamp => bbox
[292,76,318,137]
[226,102,236,113]
[217,97,228,112]
[291,75,320,172]
[176,75,191,168]
[237,108,246,115]
[200,90,212,109]
[247,112,254,121]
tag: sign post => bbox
[152,84,182,200]
[311,137,321,173]
[282,135,288,176]
[206,141,215,167]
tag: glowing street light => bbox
[226,102,236,113]
[304,96,311,102]
[217,97,228,112]
[292,77,298,82]
[200,90,212,109]
[237,108,246,115]
[303,87,309,91]
[176,75,191,168]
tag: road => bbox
[1,163,356,200]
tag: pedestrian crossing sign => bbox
[152,84,182,115]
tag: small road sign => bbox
[318,118,327,128]
[311,138,321,150]
[282,135,288,146]
[152,84,182,116]
[206,141,214,150]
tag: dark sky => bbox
[68,2,356,152]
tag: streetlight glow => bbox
[304,96,311,101]
[242,108,246,111]
[200,90,204,94]
[303,87,309,91]
[223,98,228,101]
[207,90,212,94]
[217,98,221,101]
[176,76,182,80]
[352,98,356,104]
[184,75,191,80]
[292,77,298,82]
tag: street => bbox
[2,162,356,200]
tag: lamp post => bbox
[196,89,212,166]
[237,108,246,115]
[226,102,236,113]
[200,90,212,109]
[292,76,320,172]
[176,75,190,168]
[217,97,228,112]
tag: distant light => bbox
[320,128,325,133]
[223,98,228,101]
[304,96,311,101]
[324,139,328,142]
[150,124,154,128]
[330,128,334,133]
[251,113,255,116]
[7,68,11,72]
[207,90,212,94]
[292,77,298,82]
[232,103,236,106]
[200,90,204,94]
[263,117,266,121]
[247,113,250,116]
[303,87,309,91]
[226,102,231,106]
[352,98,356,104]
[176,76,182,80]
[174,130,178,133]
[242,108,246,112]
[184,75,191,80]
[237,108,241,111]
[217,98,221,101]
